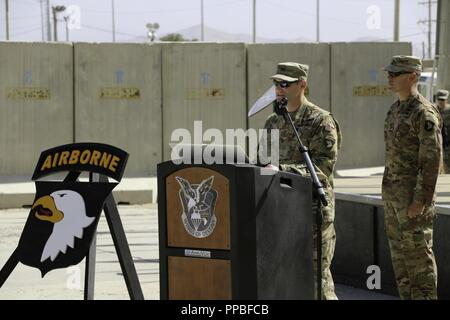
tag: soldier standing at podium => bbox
[259,62,341,300]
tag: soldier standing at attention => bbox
[382,55,442,299]
[436,90,450,173]
[261,62,341,300]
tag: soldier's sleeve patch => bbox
[325,138,336,149]
[425,120,435,132]
[324,122,335,132]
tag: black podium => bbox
[157,161,314,299]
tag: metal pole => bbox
[52,7,57,41]
[423,41,426,59]
[435,0,441,59]
[40,0,45,41]
[112,0,116,42]
[394,0,400,41]
[430,53,436,100]
[428,0,432,58]
[432,0,441,101]
[5,0,9,40]
[253,0,256,43]
[436,0,450,92]
[46,0,51,41]
[316,0,320,42]
[201,0,204,41]
[64,16,69,41]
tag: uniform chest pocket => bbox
[297,126,312,143]
[394,117,413,140]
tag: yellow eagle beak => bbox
[32,195,64,223]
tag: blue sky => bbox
[0,0,437,56]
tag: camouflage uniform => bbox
[439,104,450,172]
[436,90,450,173]
[382,92,441,299]
[262,98,341,300]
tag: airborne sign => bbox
[0,143,129,280]
[32,143,128,181]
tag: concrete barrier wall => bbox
[331,42,411,169]
[74,43,162,176]
[0,42,420,177]
[0,42,73,176]
[332,201,376,289]
[435,214,450,299]
[161,43,247,160]
[247,43,331,131]
[335,196,450,299]
[375,206,398,295]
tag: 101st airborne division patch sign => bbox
[0,143,128,280]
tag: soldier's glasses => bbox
[273,80,298,88]
[388,71,412,78]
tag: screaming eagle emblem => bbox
[16,181,116,276]
[175,176,218,238]
[32,190,94,262]
[0,143,138,296]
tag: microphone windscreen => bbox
[273,98,288,115]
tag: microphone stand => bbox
[277,98,328,300]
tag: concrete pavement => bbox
[0,204,160,300]
[335,166,450,206]
[0,203,398,300]
[2,166,435,300]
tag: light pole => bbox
[45,0,51,41]
[64,15,69,41]
[146,23,159,43]
[394,0,400,41]
[316,0,320,42]
[253,0,256,43]
[201,0,204,41]
[5,0,9,40]
[40,0,45,40]
[112,0,116,42]
[52,5,66,41]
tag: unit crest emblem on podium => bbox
[175,176,218,238]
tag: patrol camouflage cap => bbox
[436,89,449,100]
[383,55,422,73]
[271,62,309,82]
